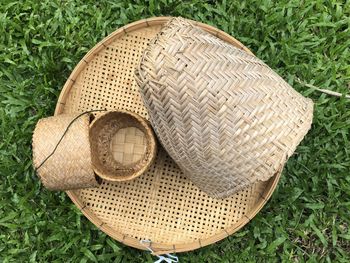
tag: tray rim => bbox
[54,16,281,255]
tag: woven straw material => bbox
[32,114,99,190]
[54,17,282,254]
[111,127,147,165]
[135,17,314,198]
[90,110,157,181]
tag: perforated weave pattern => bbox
[55,17,281,254]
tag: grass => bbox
[0,0,349,262]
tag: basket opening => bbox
[89,110,156,181]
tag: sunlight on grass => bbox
[0,0,349,262]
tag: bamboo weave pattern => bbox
[32,114,99,190]
[136,18,313,198]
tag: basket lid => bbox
[32,113,99,190]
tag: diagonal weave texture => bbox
[32,114,99,190]
[135,17,314,198]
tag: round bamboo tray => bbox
[54,17,282,255]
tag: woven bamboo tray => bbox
[54,17,281,255]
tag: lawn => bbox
[0,0,349,262]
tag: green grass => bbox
[0,0,349,262]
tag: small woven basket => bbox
[89,110,157,181]
[135,17,314,198]
[32,114,99,190]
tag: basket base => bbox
[110,127,147,165]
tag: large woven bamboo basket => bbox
[55,17,282,254]
[136,17,313,199]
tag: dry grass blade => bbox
[296,78,350,99]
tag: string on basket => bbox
[35,109,107,171]
[140,240,179,263]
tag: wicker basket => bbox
[135,17,314,199]
[90,110,157,181]
[32,114,99,190]
[54,17,285,254]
